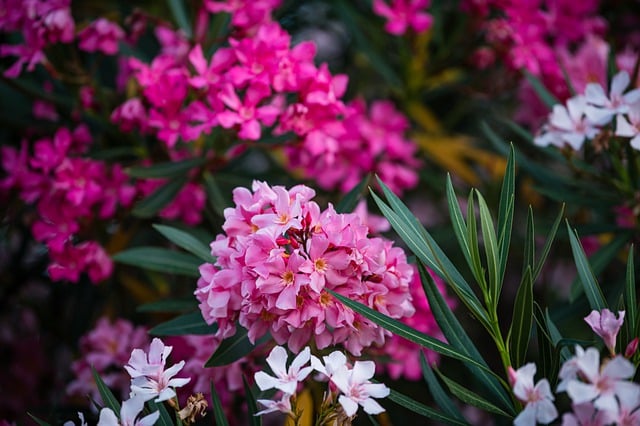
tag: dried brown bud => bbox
[177,393,208,425]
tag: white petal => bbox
[351,361,375,384]
[535,399,558,424]
[611,71,630,97]
[630,134,640,150]
[566,381,599,404]
[617,114,638,137]
[138,411,161,426]
[265,346,289,377]
[585,83,608,106]
[513,405,537,426]
[254,371,279,391]
[601,355,635,380]
[361,397,385,415]
[97,408,119,426]
[290,347,311,373]
[364,382,390,398]
[623,88,640,106]
[155,387,177,402]
[566,96,587,122]
[338,395,359,417]
[121,395,145,423]
[584,105,613,126]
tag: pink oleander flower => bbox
[195,181,415,356]
[67,317,149,402]
[204,0,282,30]
[561,402,614,426]
[78,18,125,55]
[125,338,191,402]
[254,346,313,395]
[509,363,558,426]
[255,394,293,416]
[559,346,638,416]
[373,0,433,36]
[97,394,159,426]
[584,71,640,125]
[534,95,599,150]
[328,359,390,417]
[584,309,625,355]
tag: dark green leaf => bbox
[497,145,515,287]
[335,174,370,213]
[28,414,51,426]
[243,375,262,426]
[445,176,476,282]
[566,223,607,310]
[149,311,217,336]
[420,352,467,423]
[545,309,572,362]
[132,177,188,218]
[127,158,205,179]
[569,233,629,302]
[137,298,197,313]
[534,304,559,386]
[205,327,270,367]
[523,207,535,275]
[436,371,512,418]
[147,399,173,426]
[508,268,533,367]
[523,70,560,108]
[153,224,214,263]
[386,388,468,425]
[533,205,565,281]
[211,382,230,426]
[418,263,515,414]
[167,0,192,37]
[92,367,121,414]
[330,291,502,382]
[203,172,230,216]
[625,246,637,336]
[476,191,500,304]
[113,247,201,277]
[466,190,486,291]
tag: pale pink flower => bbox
[561,402,614,426]
[78,18,125,55]
[584,309,625,355]
[255,394,292,416]
[97,394,159,426]
[616,103,640,150]
[585,71,640,125]
[610,384,640,425]
[254,346,312,395]
[125,338,191,402]
[330,360,390,417]
[534,95,599,150]
[509,363,558,426]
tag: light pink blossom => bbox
[329,360,390,417]
[254,346,312,395]
[584,309,625,355]
[97,394,159,426]
[509,363,558,426]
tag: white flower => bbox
[124,338,191,402]
[254,346,313,395]
[616,103,640,150]
[97,394,160,426]
[63,412,87,426]
[585,71,640,125]
[534,95,599,150]
[329,360,390,417]
[311,350,348,380]
[509,363,558,426]
[255,394,293,416]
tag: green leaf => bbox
[445,176,477,283]
[28,414,52,426]
[566,222,608,310]
[497,145,515,275]
[127,158,205,179]
[386,388,468,425]
[335,174,370,214]
[137,298,197,313]
[569,233,629,302]
[205,327,270,367]
[210,382,230,426]
[113,247,201,277]
[476,191,500,304]
[149,311,217,336]
[132,177,188,218]
[418,263,515,414]
[420,352,467,423]
[466,190,487,291]
[370,182,490,327]
[436,370,512,418]
[545,309,572,362]
[534,304,559,386]
[625,245,637,336]
[508,268,534,367]
[330,291,502,381]
[523,207,535,275]
[92,367,121,414]
[147,399,173,426]
[242,375,262,426]
[532,205,565,281]
[523,70,560,108]
[153,224,214,263]
[203,172,230,216]
[167,0,192,37]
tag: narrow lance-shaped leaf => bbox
[566,222,607,310]
[112,247,202,277]
[476,190,500,306]
[149,311,218,336]
[418,263,515,414]
[466,190,487,292]
[166,0,192,37]
[386,388,468,425]
[625,245,637,337]
[329,291,505,383]
[92,367,121,414]
[534,304,559,386]
[523,70,561,108]
[523,207,535,276]
[153,224,214,263]
[436,370,512,418]
[210,382,230,426]
[132,177,188,218]
[508,267,534,368]
[532,204,565,281]
[497,145,515,286]
[420,352,467,423]
[206,327,270,367]
[335,174,370,213]
[147,399,173,426]
[137,298,198,313]
[242,375,262,426]
[127,158,205,179]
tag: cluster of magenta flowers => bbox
[534,71,640,151]
[196,181,417,356]
[509,309,640,426]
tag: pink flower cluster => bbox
[0,126,135,283]
[373,0,433,36]
[195,181,416,356]
[380,267,453,380]
[117,9,419,194]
